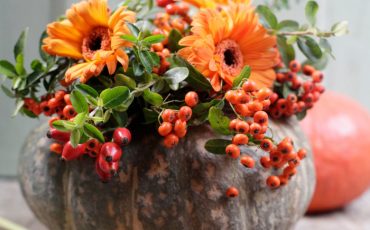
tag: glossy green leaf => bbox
[168,29,183,52]
[256,5,278,29]
[205,139,231,155]
[139,50,159,73]
[126,22,140,37]
[142,34,165,45]
[278,20,299,32]
[15,54,26,75]
[208,107,231,135]
[52,120,76,132]
[172,56,212,91]
[30,59,44,72]
[100,86,130,108]
[70,129,81,148]
[70,90,88,113]
[277,36,296,67]
[0,60,17,78]
[305,1,319,26]
[232,66,251,88]
[84,123,105,143]
[297,37,322,61]
[115,74,137,89]
[74,112,87,127]
[163,67,189,90]
[75,84,99,98]
[121,34,138,43]
[143,89,163,106]
[14,28,28,60]
[1,85,15,98]
[331,21,349,36]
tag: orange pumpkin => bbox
[301,91,370,213]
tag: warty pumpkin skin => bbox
[18,118,315,230]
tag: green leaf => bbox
[14,28,28,60]
[139,50,159,73]
[12,100,24,117]
[121,34,138,43]
[143,89,163,106]
[297,37,322,61]
[305,1,319,26]
[232,66,251,88]
[204,139,232,155]
[53,120,76,132]
[74,112,87,127]
[142,34,165,45]
[331,21,349,36]
[296,110,307,121]
[84,123,105,143]
[163,67,189,91]
[115,74,137,89]
[112,111,128,127]
[277,36,295,67]
[100,86,130,108]
[126,22,140,37]
[70,90,88,113]
[172,56,212,91]
[168,29,183,52]
[208,107,231,135]
[75,84,99,98]
[70,129,81,148]
[0,60,17,78]
[21,108,38,118]
[256,5,278,29]
[15,54,26,76]
[30,59,44,72]
[1,85,15,98]
[278,20,299,32]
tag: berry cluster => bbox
[48,125,132,182]
[151,1,191,74]
[221,80,307,197]
[23,90,74,118]
[158,91,199,148]
[269,60,325,119]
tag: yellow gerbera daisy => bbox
[184,0,250,8]
[43,0,136,83]
[178,3,278,91]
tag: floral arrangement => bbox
[0,0,346,197]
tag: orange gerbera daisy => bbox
[183,0,250,8]
[43,0,136,83]
[178,3,278,91]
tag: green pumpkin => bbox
[18,118,315,230]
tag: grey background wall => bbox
[0,0,369,176]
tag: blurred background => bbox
[0,0,369,229]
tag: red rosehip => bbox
[226,186,239,198]
[113,128,132,147]
[95,160,112,182]
[61,141,86,161]
[156,0,174,7]
[47,128,71,143]
[100,142,123,162]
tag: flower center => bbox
[82,27,111,60]
[215,39,244,76]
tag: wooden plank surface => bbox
[0,179,369,230]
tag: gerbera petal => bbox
[43,38,82,59]
[47,20,83,43]
[249,69,276,89]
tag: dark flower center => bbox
[82,27,111,60]
[215,39,244,76]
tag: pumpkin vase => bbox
[18,118,315,230]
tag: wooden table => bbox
[0,179,369,230]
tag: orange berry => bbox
[48,98,61,109]
[63,105,76,119]
[235,104,252,117]
[50,143,63,154]
[260,156,272,169]
[277,99,288,112]
[178,3,190,16]
[235,121,249,134]
[185,91,199,107]
[279,175,289,186]
[267,175,281,188]
[277,141,293,155]
[226,186,239,198]
[312,71,324,83]
[158,122,173,136]
[262,100,271,110]
[236,90,250,104]
[174,120,187,138]
[284,152,298,162]
[242,81,257,92]
[152,43,164,52]
[225,144,240,159]
[165,3,180,15]
[287,94,298,104]
[163,133,179,148]
[260,139,274,152]
[240,156,255,168]
[225,90,238,104]
[249,123,262,135]
[289,60,301,72]
[178,106,192,121]
[229,119,239,131]
[232,134,249,145]
[253,111,268,125]
[55,90,66,101]
[297,148,307,160]
[303,65,315,76]
[288,157,301,167]
[277,73,286,82]
[247,101,263,113]
[64,94,72,105]
[283,165,297,178]
[162,109,176,123]
[256,87,273,101]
